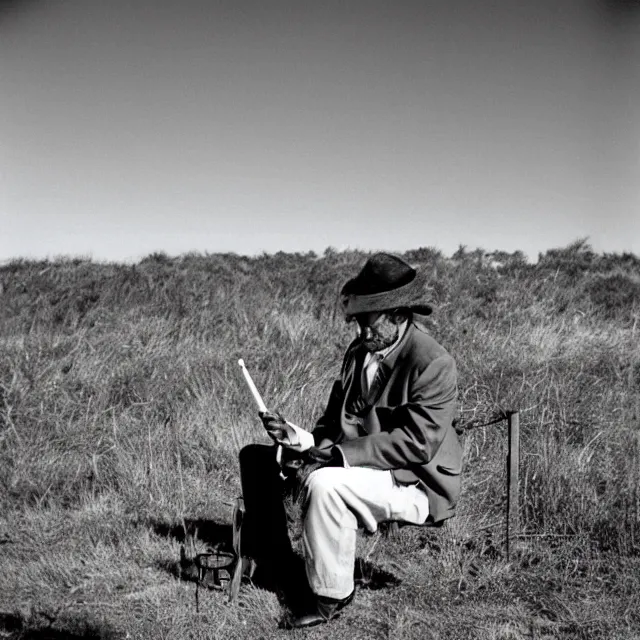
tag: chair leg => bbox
[232,497,244,557]
[229,497,245,603]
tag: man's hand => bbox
[305,446,341,465]
[259,410,293,444]
[294,446,343,489]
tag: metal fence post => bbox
[506,411,520,559]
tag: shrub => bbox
[586,272,640,321]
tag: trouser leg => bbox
[302,467,430,600]
[238,444,293,569]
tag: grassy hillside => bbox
[0,241,639,639]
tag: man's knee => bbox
[305,467,347,501]
[239,443,275,468]
[304,467,359,532]
[239,444,282,493]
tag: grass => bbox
[0,242,639,639]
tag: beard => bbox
[360,320,399,352]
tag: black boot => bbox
[283,590,355,629]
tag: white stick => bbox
[238,359,268,413]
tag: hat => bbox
[341,253,433,317]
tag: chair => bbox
[382,517,446,538]
[227,497,451,602]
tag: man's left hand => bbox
[294,446,343,490]
[305,446,342,466]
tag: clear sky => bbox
[1,0,639,263]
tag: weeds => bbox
[0,243,639,638]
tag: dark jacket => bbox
[312,321,462,523]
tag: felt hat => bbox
[341,253,433,317]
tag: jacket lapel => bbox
[340,346,369,436]
[364,322,415,407]
[340,322,417,430]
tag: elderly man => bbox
[238,252,462,628]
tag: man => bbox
[238,252,462,628]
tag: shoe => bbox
[283,590,355,629]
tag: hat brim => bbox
[341,272,433,317]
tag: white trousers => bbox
[302,467,430,599]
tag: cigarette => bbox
[238,359,268,413]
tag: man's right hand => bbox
[259,410,292,444]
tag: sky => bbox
[1,0,639,263]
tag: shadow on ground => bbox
[0,611,120,640]
[151,517,402,617]
[354,558,401,590]
[151,518,234,549]
[151,517,236,586]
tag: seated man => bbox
[238,252,462,629]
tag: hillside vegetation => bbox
[0,241,639,639]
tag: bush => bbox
[586,272,640,321]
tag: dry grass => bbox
[1,244,639,639]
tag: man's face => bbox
[353,312,400,352]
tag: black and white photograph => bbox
[1,1,639,638]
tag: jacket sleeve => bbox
[338,354,457,469]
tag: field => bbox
[1,241,639,639]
